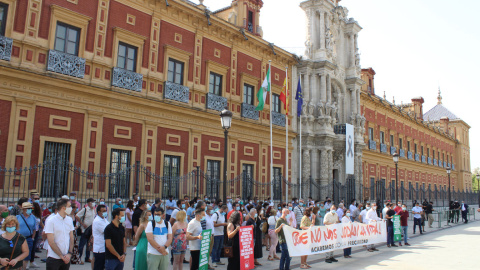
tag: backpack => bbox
[151,219,171,232]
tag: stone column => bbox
[302,149,311,180]
[338,93,344,123]
[350,34,355,67]
[304,73,310,101]
[320,73,327,102]
[356,87,361,114]
[326,75,332,103]
[320,11,325,49]
[311,73,318,103]
[350,89,356,119]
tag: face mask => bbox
[182,204,185,209]
[320,204,324,207]
[148,215,153,221]
[65,207,73,215]
[26,209,32,215]
[75,208,79,213]
[317,211,321,215]
[155,216,162,223]
[194,204,197,208]
[147,205,152,211]
[120,216,126,223]
[117,200,121,204]
[34,200,40,204]
[209,210,213,215]
[6,226,16,233]
[278,207,281,210]
[1,212,8,218]
[205,198,209,201]
[373,207,377,210]
[254,214,258,218]
[70,196,75,200]
[48,208,52,213]
[402,207,406,211]
[200,216,206,221]
[331,210,336,214]
[384,204,386,207]
[221,212,226,216]
[100,202,105,205]
[288,207,293,211]
[236,207,240,211]
[92,203,96,207]
[137,197,141,200]
[102,212,108,218]
[299,203,304,206]
[398,204,401,207]
[366,207,371,210]
[346,213,351,217]
[8,206,13,211]
[240,201,244,205]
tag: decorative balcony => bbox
[47,50,86,78]
[272,111,286,127]
[452,164,455,170]
[390,146,396,155]
[241,103,259,120]
[0,35,13,61]
[369,140,376,150]
[428,157,432,164]
[380,144,387,153]
[334,124,346,135]
[444,161,447,167]
[399,149,405,158]
[206,93,227,111]
[415,154,420,162]
[433,159,438,166]
[111,67,143,92]
[439,160,443,168]
[407,151,413,160]
[164,81,189,103]
[421,155,426,163]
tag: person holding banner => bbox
[323,205,340,263]
[275,209,292,270]
[299,208,313,269]
[226,211,242,270]
[342,210,353,258]
[186,208,204,270]
[385,203,398,248]
[364,203,381,252]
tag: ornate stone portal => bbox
[296,0,365,200]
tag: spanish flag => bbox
[280,76,289,115]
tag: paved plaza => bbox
[34,217,479,270]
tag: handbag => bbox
[223,225,235,258]
[5,233,20,270]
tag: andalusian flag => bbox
[256,67,270,111]
[280,77,289,115]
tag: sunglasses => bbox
[8,240,13,248]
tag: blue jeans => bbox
[212,235,224,263]
[343,247,351,256]
[105,259,124,270]
[402,226,408,244]
[279,243,291,270]
[387,226,394,245]
[78,234,91,260]
[93,252,105,270]
[413,218,422,234]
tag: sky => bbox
[193,0,480,172]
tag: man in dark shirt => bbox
[132,199,146,234]
[398,204,410,246]
[425,201,434,228]
[452,200,460,223]
[104,208,126,270]
[385,203,397,247]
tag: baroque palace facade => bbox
[360,68,472,202]
[0,0,297,200]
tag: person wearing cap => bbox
[10,198,28,216]
[28,192,40,204]
[16,202,38,269]
[76,198,96,264]
[69,192,81,210]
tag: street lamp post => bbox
[393,152,399,203]
[477,174,480,207]
[446,167,451,204]
[220,108,233,202]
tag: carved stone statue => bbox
[316,101,325,117]
[325,28,334,51]
[305,39,312,58]
[355,48,360,67]
[331,102,338,120]
[325,102,332,116]
[308,101,315,116]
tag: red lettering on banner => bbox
[360,227,366,236]
[323,228,337,240]
[292,231,308,246]
[310,227,322,243]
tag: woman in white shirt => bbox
[342,210,352,258]
[267,208,280,261]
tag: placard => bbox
[199,229,212,270]
[345,123,355,174]
[393,215,402,242]
[239,226,254,270]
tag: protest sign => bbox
[199,229,212,270]
[393,215,402,242]
[239,226,254,270]
[283,221,387,257]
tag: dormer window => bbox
[248,11,254,32]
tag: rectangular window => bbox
[433,150,435,158]
[243,84,255,105]
[272,93,281,113]
[0,3,7,36]
[380,131,385,144]
[206,160,221,200]
[368,128,374,141]
[167,58,184,85]
[414,143,417,154]
[399,138,403,149]
[421,146,424,155]
[273,167,282,200]
[247,11,254,32]
[427,148,430,157]
[54,23,80,56]
[242,164,254,200]
[109,149,132,199]
[41,141,71,198]
[163,155,181,198]
[117,42,137,72]
[209,72,222,96]
[407,141,410,151]
[390,135,394,146]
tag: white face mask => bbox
[91,202,96,207]
[65,207,73,215]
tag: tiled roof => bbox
[423,104,459,121]
[213,6,231,14]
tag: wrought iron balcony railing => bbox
[421,155,426,163]
[428,157,432,164]
[272,111,286,127]
[433,159,438,166]
[241,103,259,120]
[380,143,387,153]
[369,140,376,150]
[415,154,420,162]
[399,149,405,158]
[390,146,396,155]
[407,151,413,160]
[111,67,143,92]
[206,93,227,111]
[47,50,86,78]
[0,35,13,61]
[164,81,189,103]
[334,124,346,135]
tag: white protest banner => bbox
[283,221,387,257]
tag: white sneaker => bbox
[212,263,218,267]
[217,261,225,265]
[30,262,40,268]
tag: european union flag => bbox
[295,79,303,117]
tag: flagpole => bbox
[285,66,289,204]
[269,61,274,202]
[299,76,302,200]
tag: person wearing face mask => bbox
[187,208,205,270]
[0,216,30,269]
[299,208,314,268]
[323,205,340,263]
[75,198,96,264]
[92,204,109,270]
[10,198,28,217]
[394,202,402,214]
[212,205,228,266]
[16,202,37,270]
[45,198,75,270]
[349,199,357,215]
[293,199,305,229]
[165,195,176,222]
[69,192,81,210]
[134,210,152,270]
[324,198,332,211]
[342,210,353,258]
[285,203,297,229]
[398,204,410,246]
[364,202,381,252]
[170,200,186,226]
[204,205,216,269]
[104,208,127,270]
[112,198,124,212]
[227,202,239,221]
[385,203,397,248]
[359,203,370,224]
[245,208,261,266]
[132,199,147,236]
[0,205,9,234]
[352,203,362,222]
[275,208,292,270]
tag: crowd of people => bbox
[0,192,477,270]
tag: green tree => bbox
[472,167,480,192]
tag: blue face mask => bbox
[201,216,206,221]
[331,210,336,214]
[155,216,162,223]
[182,204,185,209]
[102,212,108,218]
[147,205,152,211]
[299,203,304,206]
[288,207,293,211]
[254,213,258,218]
[236,207,240,211]
[8,206,13,211]
[221,212,226,216]
[6,227,16,233]
[148,215,153,221]
[120,216,126,223]
[34,200,40,204]
[278,207,281,210]
[209,210,213,215]
[26,209,32,215]
[346,213,351,217]
[194,204,197,208]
